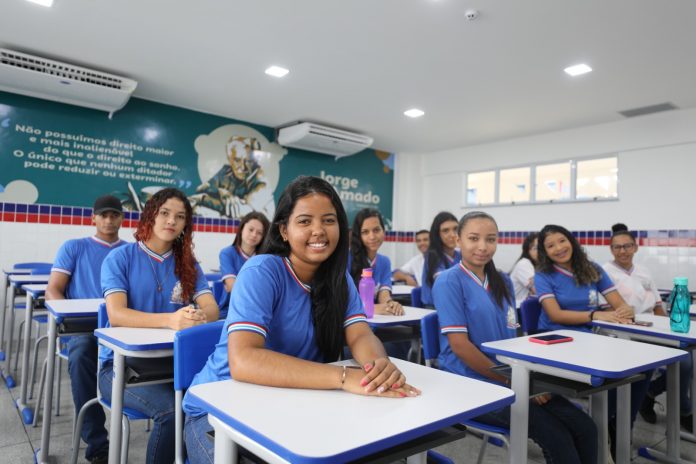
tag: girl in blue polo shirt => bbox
[218,211,269,310]
[433,211,597,464]
[534,224,633,332]
[349,208,404,315]
[421,211,460,308]
[182,176,420,464]
[100,188,219,464]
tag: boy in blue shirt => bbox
[45,195,126,464]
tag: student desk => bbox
[0,268,34,361]
[482,330,687,464]
[186,358,515,464]
[391,284,415,296]
[0,274,49,388]
[94,326,175,464]
[368,306,434,364]
[14,283,47,423]
[594,314,696,463]
[36,298,103,464]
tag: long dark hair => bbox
[425,212,458,287]
[260,176,349,361]
[135,188,197,303]
[458,212,512,308]
[516,232,539,266]
[233,211,270,252]
[537,224,600,286]
[349,208,384,287]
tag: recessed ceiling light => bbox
[404,108,425,118]
[26,0,53,6]
[564,63,592,77]
[265,66,289,78]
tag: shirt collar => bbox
[458,262,489,290]
[91,236,123,248]
[138,241,173,263]
[283,257,311,293]
[553,264,574,278]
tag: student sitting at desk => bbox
[349,208,404,315]
[392,229,429,287]
[510,232,539,307]
[100,188,219,464]
[218,211,269,306]
[433,211,598,464]
[421,212,460,308]
[45,194,126,464]
[182,176,419,464]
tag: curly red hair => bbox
[135,188,198,303]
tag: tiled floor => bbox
[0,352,694,463]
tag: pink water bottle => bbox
[359,268,376,318]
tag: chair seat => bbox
[32,314,49,324]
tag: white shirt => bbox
[399,253,425,287]
[510,258,535,307]
[601,261,662,315]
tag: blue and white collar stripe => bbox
[458,262,489,290]
[138,241,173,263]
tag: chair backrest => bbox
[205,273,222,282]
[173,320,224,391]
[98,302,108,329]
[420,312,441,366]
[14,262,52,269]
[410,287,423,308]
[30,264,53,275]
[519,296,541,335]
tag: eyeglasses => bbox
[611,243,635,252]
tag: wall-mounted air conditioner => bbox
[0,48,137,118]
[277,122,373,158]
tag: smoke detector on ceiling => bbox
[465,9,479,21]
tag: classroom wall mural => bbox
[0,91,393,225]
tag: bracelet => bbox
[340,365,347,385]
[589,310,596,321]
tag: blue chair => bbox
[421,313,510,464]
[519,296,542,335]
[174,320,224,464]
[211,280,229,319]
[410,287,423,308]
[204,273,222,282]
[14,262,53,270]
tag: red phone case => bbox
[529,335,574,345]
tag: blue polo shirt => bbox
[348,253,392,295]
[535,263,617,332]
[420,250,461,306]
[100,241,212,363]
[52,236,126,299]
[182,254,368,417]
[433,263,517,385]
[219,246,252,283]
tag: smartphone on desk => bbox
[631,320,653,327]
[529,334,574,345]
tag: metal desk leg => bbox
[16,292,35,423]
[37,314,57,464]
[590,390,608,464]
[681,348,696,443]
[509,363,530,464]
[0,276,9,361]
[210,415,238,464]
[2,283,17,387]
[616,383,631,464]
[108,352,125,464]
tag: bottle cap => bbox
[361,268,373,277]
[674,276,688,286]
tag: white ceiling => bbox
[1,0,695,153]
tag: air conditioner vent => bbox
[277,122,373,158]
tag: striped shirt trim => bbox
[458,263,489,290]
[609,261,634,276]
[344,313,368,327]
[283,257,311,293]
[227,322,267,338]
[441,325,468,334]
[377,284,392,293]
[553,264,574,278]
[444,253,456,265]
[138,241,173,263]
[91,236,124,248]
[538,293,556,302]
[104,288,127,297]
[51,267,72,276]
[192,288,213,300]
[368,255,378,268]
[600,286,617,296]
[221,274,237,281]
[237,246,254,261]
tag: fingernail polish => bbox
[392,383,400,389]
[364,363,372,372]
[360,379,368,387]
[399,392,406,397]
[377,386,385,394]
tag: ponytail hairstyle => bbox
[135,188,198,303]
[457,211,512,308]
[260,176,349,362]
[233,211,270,253]
[537,224,600,286]
[349,208,384,287]
[425,212,458,287]
[516,232,540,266]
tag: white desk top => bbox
[21,284,47,297]
[187,358,514,463]
[45,298,103,317]
[95,327,175,353]
[367,306,434,327]
[482,330,688,380]
[3,268,31,275]
[594,314,696,345]
[391,284,415,296]
[8,274,50,284]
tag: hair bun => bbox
[611,223,629,233]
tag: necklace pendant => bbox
[157,285,162,292]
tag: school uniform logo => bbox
[588,289,599,308]
[170,281,184,304]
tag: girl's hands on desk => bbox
[593,310,632,324]
[350,357,420,398]
[168,305,206,330]
[375,300,405,316]
[614,304,634,320]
